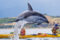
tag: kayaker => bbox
[52,23,59,35]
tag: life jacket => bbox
[52,28,57,34]
[52,27,59,34]
[20,28,25,35]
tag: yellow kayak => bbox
[0,34,60,38]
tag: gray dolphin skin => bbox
[15,3,49,25]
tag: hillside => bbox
[0,16,60,28]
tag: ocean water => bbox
[0,37,60,40]
[0,28,52,34]
[0,28,60,40]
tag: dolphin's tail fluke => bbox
[28,3,33,11]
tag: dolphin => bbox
[14,3,49,25]
[13,3,49,40]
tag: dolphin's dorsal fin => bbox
[28,3,33,11]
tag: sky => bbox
[0,0,60,18]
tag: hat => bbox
[55,24,58,27]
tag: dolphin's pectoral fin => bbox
[28,3,33,11]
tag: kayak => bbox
[0,34,60,38]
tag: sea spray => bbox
[13,20,28,40]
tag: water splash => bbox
[13,20,28,40]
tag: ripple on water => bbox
[0,37,60,40]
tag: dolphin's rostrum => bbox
[15,3,49,25]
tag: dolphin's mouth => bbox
[46,21,49,23]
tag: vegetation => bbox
[0,17,16,24]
